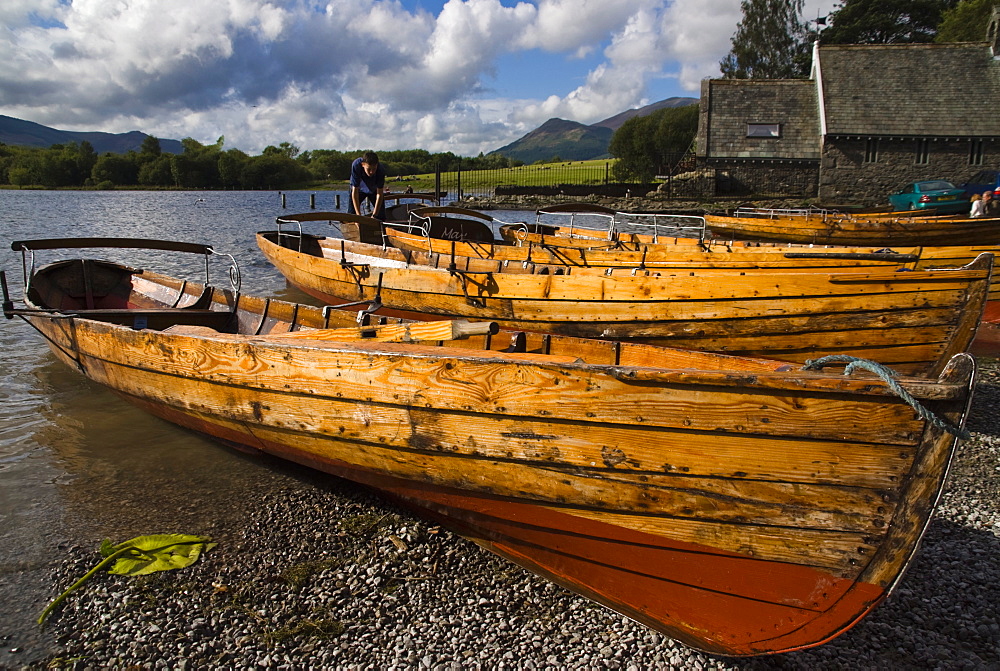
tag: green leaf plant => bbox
[39,534,216,626]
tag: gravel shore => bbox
[10,361,1000,670]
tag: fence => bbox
[433,162,614,199]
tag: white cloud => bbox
[0,0,839,156]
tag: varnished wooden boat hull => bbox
[387,226,925,270]
[11,248,976,656]
[704,213,1000,247]
[393,227,1000,310]
[257,231,992,377]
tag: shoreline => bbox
[11,364,1000,669]
[452,193,820,215]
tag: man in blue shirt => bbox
[349,151,386,220]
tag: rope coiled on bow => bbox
[802,355,970,440]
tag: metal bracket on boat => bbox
[1,271,12,319]
[320,272,385,324]
[446,268,493,309]
[339,240,363,269]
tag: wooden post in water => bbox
[281,192,286,208]
[310,194,316,209]
[336,195,341,210]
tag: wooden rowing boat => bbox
[382,192,441,223]
[276,206,517,248]
[496,205,697,249]
[3,237,977,656]
[385,226,1000,302]
[704,211,1000,246]
[256,220,992,376]
[385,225,925,270]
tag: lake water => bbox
[0,190,537,665]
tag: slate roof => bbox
[817,43,1000,137]
[698,79,820,160]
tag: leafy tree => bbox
[76,141,98,179]
[170,137,223,188]
[261,141,300,159]
[91,153,138,185]
[137,155,174,186]
[936,0,996,41]
[240,153,310,189]
[820,0,957,44]
[140,135,162,158]
[721,0,811,79]
[305,149,354,181]
[9,165,34,188]
[218,149,249,189]
[609,105,699,182]
[37,144,79,187]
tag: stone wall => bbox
[819,137,1000,204]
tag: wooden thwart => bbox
[269,319,499,343]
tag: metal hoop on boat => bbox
[208,249,242,293]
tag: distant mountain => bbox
[0,115,183,154]
[490,118,614,164]
[490,96,697,164]
[590,97,699,131]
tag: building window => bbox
[864,138,879,163]
[747,123,780,138]
[970,139,985,166]
[915,139,930,165]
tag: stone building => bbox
[696,9,1000,204]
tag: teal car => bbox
[888,180,969,214]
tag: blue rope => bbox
[802,355,971,440]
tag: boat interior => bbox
[11,249,803,375]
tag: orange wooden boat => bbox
[704,209,1000,246]
[382,192,441,223]
[257,215,992,375]
[386,224,922,270]
[3,237,977,656]
[496,202,708,248]
[383,225,1000,306]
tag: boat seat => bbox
[63,308,235,332]
[162,324,221,336]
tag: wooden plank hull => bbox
[12,253,976,656]
[391,227,1000,309]
[704,213,1000,246]
[387,226,926,270]
[257,231,992,377]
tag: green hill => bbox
[490,96,697,164]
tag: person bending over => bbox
[349,151,386,220]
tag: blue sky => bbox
[0,0,836,156]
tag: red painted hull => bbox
[125,394,894,656]
[971,300,1000,356]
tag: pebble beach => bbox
[7,361,1000,670]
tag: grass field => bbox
[376,159,617,194]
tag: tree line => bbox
[0,113,701,190]
[0,135,525,190]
